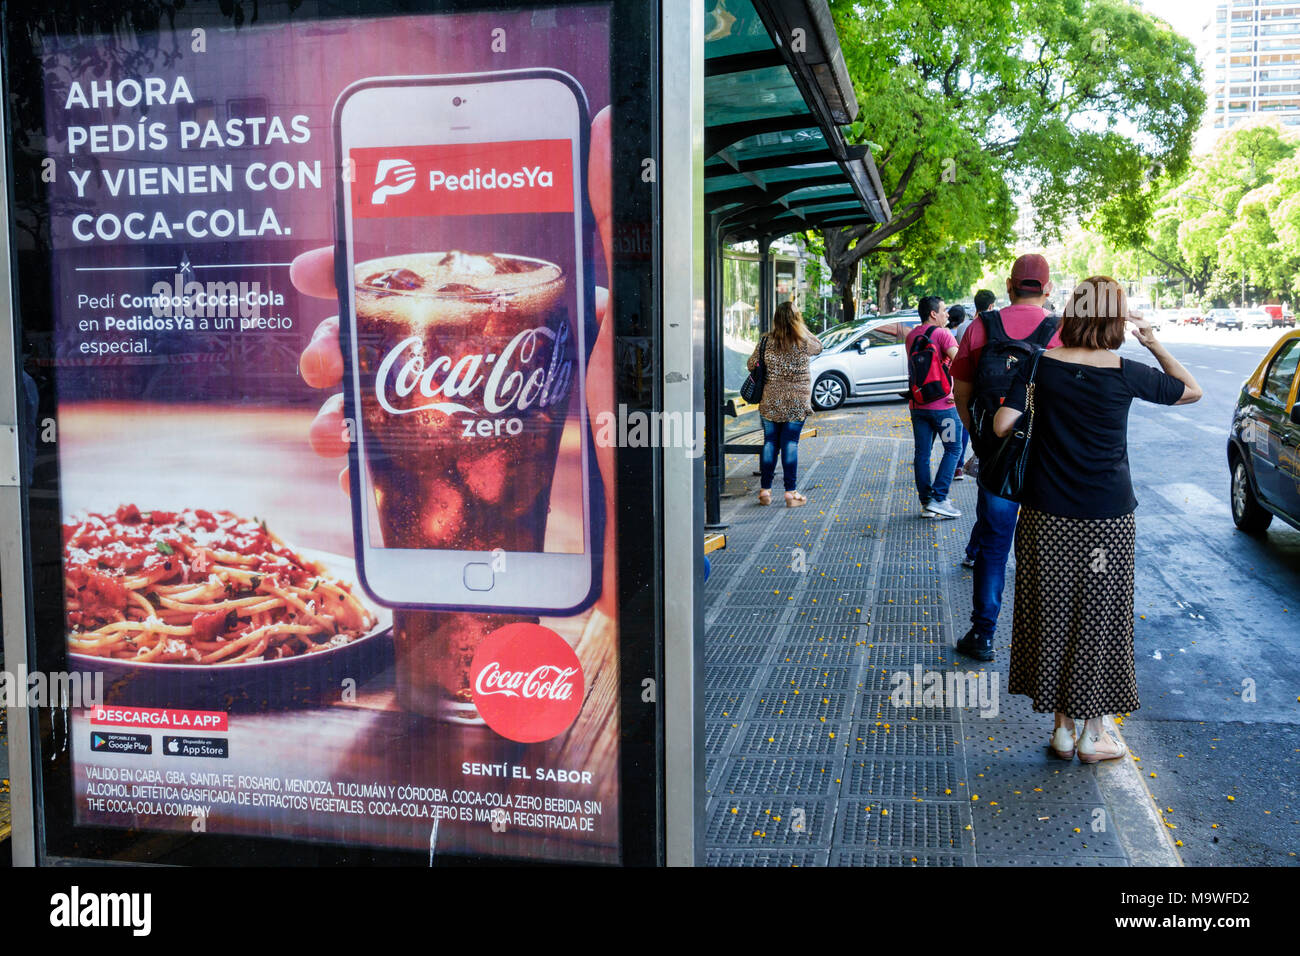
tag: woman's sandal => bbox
[758,489,772,506]
[1077,726,1127,764]
[784,491,808,508]
[1049,726,1076,761]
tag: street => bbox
[1118,326,1300,866]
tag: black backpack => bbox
[968,309,1058,458]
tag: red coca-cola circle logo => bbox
[470,623,584,743]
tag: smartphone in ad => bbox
[334,70,597,614]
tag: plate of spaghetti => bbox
[65,504,387,669]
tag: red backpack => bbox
[907,326,953,405]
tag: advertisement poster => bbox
[39,4,620,864]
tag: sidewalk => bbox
[703,403,1181,866]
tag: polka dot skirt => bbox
[1008,507,1139,720]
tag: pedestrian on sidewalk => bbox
[906,295,962,519]
[952,255,1062,661]
[946,304,972,483]
[992,275,1202,762]
[747,301,823,508]
[960,289,997,567]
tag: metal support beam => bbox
[759,238,774,336]
[705,148,836,178]
[705,113,817,160]
[705,215,725,530]
[662,0,706,869]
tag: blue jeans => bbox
[970,487,1020,637]
[760,417,803,491]
[909,408,961,503]
[957,421,970,468]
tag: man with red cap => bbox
[950,253,1062,662]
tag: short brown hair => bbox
[1061,276,1127,350]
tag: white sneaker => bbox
[924,498,961,519]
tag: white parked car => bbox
[1240,308,1274,330]
[810,313,921,410]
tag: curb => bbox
[1095,716,1183,867]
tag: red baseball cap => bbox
[1010,253,1050,294]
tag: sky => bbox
[1140,0,1216,53]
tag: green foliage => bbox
[820,0,1203,319]
[1104,123,1300,304]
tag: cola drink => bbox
[352,251,575,717]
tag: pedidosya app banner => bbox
[40,6,618,864]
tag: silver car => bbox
[810,313,921,410]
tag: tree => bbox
[822,0,1203,322]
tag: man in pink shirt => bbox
[906,295,962,518]
[951,253,1062,663]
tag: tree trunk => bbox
[839,281,856,324]
[877,271,894,313]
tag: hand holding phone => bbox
[295,72,613,613]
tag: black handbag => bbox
[976,347,1043,503]
[740,337,767,404]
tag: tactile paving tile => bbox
[855,692,962,723]
[861,643,951,667]
[835,800,970,850]
[705,665,763,690]
[962,762,1104,804]
[773,643,859,665]
[709,607,787,626]
[735,720,848,755]
[723,586,806,607]
[975,854,1127,867]
[868,604,943,625]
[970,804,1126,859]
[706,797,833,848]
[850,720,959,757]
[860,622,949,644]
[876,588,946,606]
[705,690,750,720]
[775,624,864,645]
[706,849,829,867]
[705,643,771,665]
[830,849,969,867]
[750,689,849,720]
[845,757,964,798]
[765,665,854,692]
[719,756,840,796]
[705,624,787,645]
[787,607,864,625]
[705,721,739,755]
[962,721,1056,757]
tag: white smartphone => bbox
[333,70,598,614]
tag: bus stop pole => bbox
[704,214,724,528]
[661,0,706,867]
[758,236,773,334]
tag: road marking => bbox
[1195,424,1223,436]
[1153,482,1230,517]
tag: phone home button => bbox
[463,562,495,592]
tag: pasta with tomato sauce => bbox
[65,505,377,664]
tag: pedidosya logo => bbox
[372,158,416,205]
[470,622,583,743]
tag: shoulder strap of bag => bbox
[1027,313,1060,348]
[980,309,1006,343]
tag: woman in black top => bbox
[993,276,1202,763]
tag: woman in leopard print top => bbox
[746,302,823,507]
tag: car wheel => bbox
[812,373,847,411]
[1231,458,1273,534]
